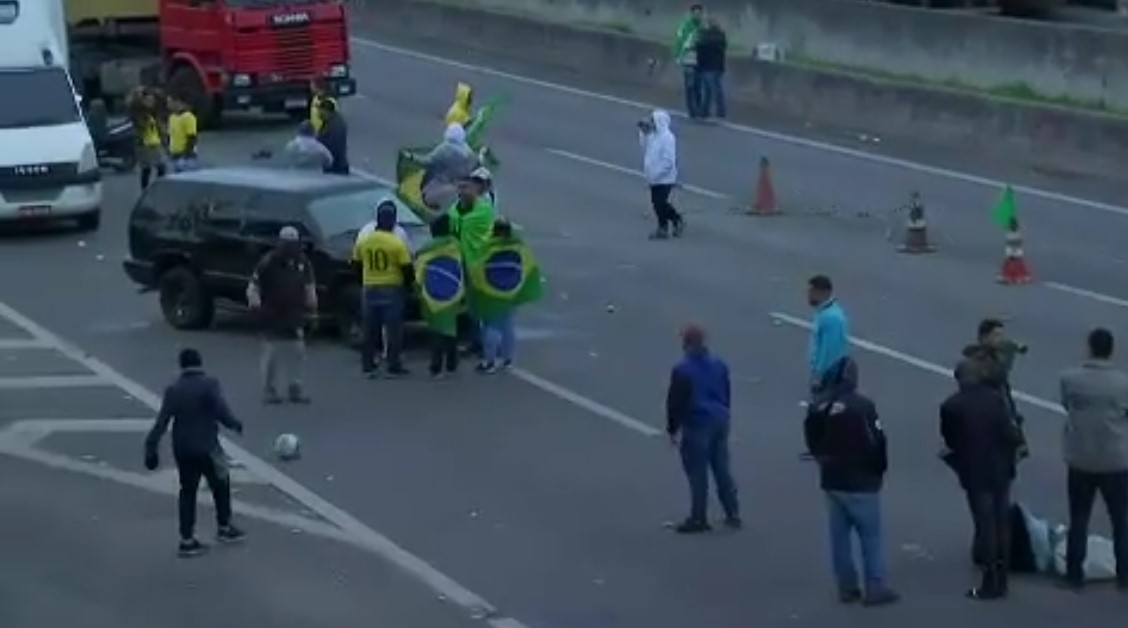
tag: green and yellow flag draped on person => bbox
[469,233,544,320]
[414,235,465,336]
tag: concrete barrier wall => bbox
[352,0,1128,179]
[415,0,1128,111]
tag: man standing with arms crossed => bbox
[1059,328,1128,591]
[247,226,317,404]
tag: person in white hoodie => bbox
[639,110,685,239]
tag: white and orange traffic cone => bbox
[997,218,1032,284]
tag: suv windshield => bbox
[308,187,424,238]
[0,67,81,129]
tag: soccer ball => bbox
[273,433,301,461]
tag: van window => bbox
[0,67,81,129]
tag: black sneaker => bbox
[287,387,311,404]
[672,219,686,238]
[177,538,207,557]
[217,525,246,545]
[837,588,863,604]
[966,586,1004,601]
[648,229,670,240]
[386,366,410,378]
[262,389,283,405]
[722,516,742,530]
[862,589,900,606]
[430,370,446,380]
[674,519,711,534]
[476,361,498,374]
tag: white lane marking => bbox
[1043,281,1128,309]
[0,301,531,628]
[0,338,49,349]
[351,36,1128,219]
[546,149,729,200]
[768,311,1063,415]
[509,367,663,437]
[0,421,359,547]
[0,375,107,390]
[357,167,664,438]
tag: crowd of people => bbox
[668,274,1128,605]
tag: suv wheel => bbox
[76,210,101,232]
[158,266,215,330]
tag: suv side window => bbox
[202,188,247,233]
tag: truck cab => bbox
[0,0,102,231]
[69,0,355,126]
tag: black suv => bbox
[122,167,431,345]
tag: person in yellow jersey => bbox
[128,87,167,188]
[353,203,414,378]
[167,94,199,172]
[309,79,337,134]
[445,83,473,127]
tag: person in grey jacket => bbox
[280,121,333,170]
[144,349,246,557]
[418,123,480,210]
[1059,327,1128,590]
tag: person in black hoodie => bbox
[940,359,1025,600]
[693,17,727,120]
[804,357,899,606]
[316,98,350,175]
[144,348,246,557]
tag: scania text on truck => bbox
[0,0,102,231]
[67,0,356,126]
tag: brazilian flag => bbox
[414,235,465,336]
[469,234,543,319]
[395,146,434,221]
[465,96,505,168]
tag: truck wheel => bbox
[158,266,215,330]
[167,65,218,128]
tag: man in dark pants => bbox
[941,360,1024,599]
[316,98,350,175]
[353,204,414,377]
[144,349,246,557]
[1059,327,1128,591]
[639,109,685,239]
[666,324,739,533]
[694,17,727,120]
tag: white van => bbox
[0,0,101,231]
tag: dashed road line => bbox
[1043,281,1128,309]
[0,300,533,628]
[545,148,729,200]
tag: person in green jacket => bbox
[672,4,706,119]
[447,167,497,355]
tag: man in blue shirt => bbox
[808,275,849,398]
[666,324,740,533]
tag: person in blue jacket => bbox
[666,323,740,533]
[807,274,849,398]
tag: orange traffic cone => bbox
[997,218,1032,284]
[897,191,935,253]
[747,156,780,216]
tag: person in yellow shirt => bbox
[128,87,167,188]
[352,204,413,378]
[445,82,473,127]
[309,79,337,134]
[167,95,199,172]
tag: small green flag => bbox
[991,185,1018,229]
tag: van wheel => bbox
[158,266,215,330]
[167,65,217,128]
[75,210,101,232]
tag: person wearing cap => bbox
[449,169,496,354]
[315,98,350,175]
[144,348,246,557]
[353,203,414,377]
[356,201,411,252]
[247,226,317,403]
[280,121,333,171]
[666,324,740,534]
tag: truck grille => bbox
[272,25,315,77]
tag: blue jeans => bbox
[682,66,703,118]
[825,491,887,592]
[361,286,405,370]
[698,71,726,118]
[482,312,515,363]
[679,422,739,521]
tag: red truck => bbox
[68,0,356,125]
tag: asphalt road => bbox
[2,31,1128,628]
